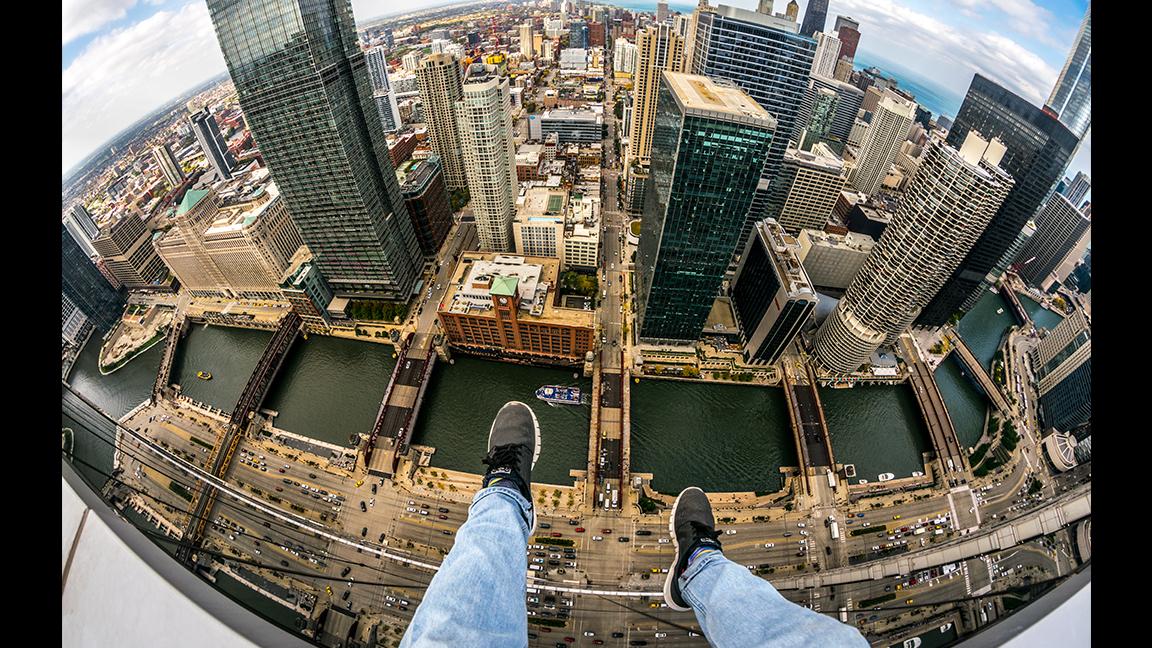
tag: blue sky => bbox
[62,0,1090,178]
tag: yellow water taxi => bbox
[197,371,213,380]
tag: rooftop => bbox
[440,253,595,327]
[661,72,776,130]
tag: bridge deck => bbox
[906,352,966,476]
[945,330,1011,414]
[365,332,437,476]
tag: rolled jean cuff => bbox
[471,483,534,531]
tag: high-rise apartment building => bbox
[92,213,170,289]
[205,0,422,298]
[1045,5,1091,138]
[396,155,453,257]
[520,22,534,58]
[569,20,588,49]
[417,53,468,191]
[1031,310,1091,432]
[778,142,847,233]
[190,108,237,180]
[152,144,184,187]
[810,30,841,78]
[689,4,816,233]
[402,51,421,72]
[62,223,124,333]
[657,1,670,22]
[916,74,1080,326]
[1015,193,1091,289]
[850,94,917,196]
[814,133,1014,373]
[799,0,828,37]
[457,66,517,252]
[730,219,816,364]
[627,24,686,168]
[366,46,402,133]
[797,75,863,149]
[63,204,101,260]
[799,87,838,150]
[636,72,776,343]
[613,38,637,77]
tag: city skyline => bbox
[63,0,1091,178]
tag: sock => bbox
[688,546,719,567]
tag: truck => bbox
[914,527,926,535]
[839,607,848,623]
[827,470,837,489]
[830,521,840,540]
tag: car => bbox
[725,529,736,535]
[360,502,367,512]
[906,599,914,604]
[439,514,448,520]
[658,538,670,544]
[601,529,613,534]
[618,536,630,543]
[584,631,596,637]
[856,513,865,518]
[342,590,350,601]
[409,500,416,506]
[540,522,552,529]
[575,527,586,533]
[635,529,652,536]
[529,565,543,571]
[884,585,891,592]
[275,487,283,492]
[629,642,647,647]
[379,532,386,543]
[892,515,902,520]
[764,543,775,548]
[612,632,625,638]
[341,566,352,577]
[655,633,668,638]
[359,527,368,537]
[309,473,317,479]
[442,530,453,536]
[280,560,289,567]
[406,506,417,513]
[783,532,793,537]
[862,522,871,527]
[800,530,809,536]
[592,535,604,541]
[439,507,450,513]
[371,483,377,495]
[797,523,805,528]
[568,519,580,526]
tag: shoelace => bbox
[482,444,523,474]
[689,520,722,544]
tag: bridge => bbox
[364,331,438,478]
[590,357,625,511]
[152,315,188,401]
[782,359,835,497]
[177,312,303,563]
[999,274,1029,326]
[901,336,967,479]
[942,329,1012,415]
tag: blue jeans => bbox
[401,486,868,647]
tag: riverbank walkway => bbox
[365,331,437,478]
[178,312,302,564]
[942,329,1011,415]
[901,335,967,481]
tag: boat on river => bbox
[878,473,895,482]
[535,385,581,405]
[197,371,213,380]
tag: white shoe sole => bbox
[663,487,702,612]
[488,401,541,535]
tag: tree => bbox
[613,101,624,120]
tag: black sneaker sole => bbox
[487,401,541,534]
[663,486,703,612]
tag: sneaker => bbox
[664,487,722,611]
[481,401,541,530]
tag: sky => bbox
[61,0,1090,179]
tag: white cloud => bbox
[62,0,138,45]
[61,2,226,173]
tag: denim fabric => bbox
[400,485,533,648]
[679,551,869,647]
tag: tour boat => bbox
[911,471,924,477]
[996,308,1004,314]
[535,385,582,405]
[858,479,869,485]
[878,473,895,482]
[197,371,213,380]
[844,464,857,478]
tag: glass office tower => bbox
[916,74,1079,326]
[636,73,776,343]
[62,223,124,333]
[205,0,421,298]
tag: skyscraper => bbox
[810,30,841,78]
[731,219,816,364]
[785,1,799,22]
[690,4,816,237]
[569,20,588,49]
[520,22,534,58]
[62,222,124,333]
[1031,310,1091,432]
[152,143,184,187]
[834,15,860,60]
[1045,5,1091,138]
[799,86,838,150]
[1015,193,1091,289]
[1065,170,1091,207]
[627,24,686,168]
[636,72,776,343]
[366,47,402,133]
[92,214,171,289]
[190,108,237,180]
[457,66,517,252]
[916,74,1080,326]
[657,1,670,22]
[796,75,863,149]
[850,94,917,196]
[778,142,847,232]
[205,0,422,298]
[799,0,828,37]
[417,53,468,192]
[63,204,100,260]
[814,133,1014,373]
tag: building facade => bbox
[636,72,777,343]
[796,228,875,290]
[797,75,863,150]
[205,0,422,298]
[64,204,101,259]
[190,108,237,180]
[92,213,170,289]
[1031,310,1091,432]
[62,223,125,333]
[396,155,453,257]
[152,144,184,187]
[815,133,1014,373]
[731,219,816,364]
[778,142,847,233]
[810,30,841,78]
[438,253,595,364]
[417,53,468,191]
[850,94,917,196]
[799,0,829,37]
[1045,5,1091,139]
[540,107,604,143]
[916,74,1080,326]
[1015,193,1091,289]
[457,67,517,252]
[627,24,686,168]
[366,46,402,133]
